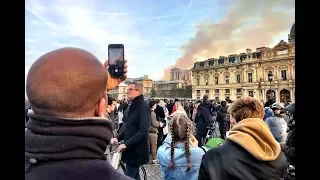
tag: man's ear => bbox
[95,98,106,118]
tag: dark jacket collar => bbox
[131,94,144,105]
[25,112,113,163]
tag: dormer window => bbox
[218,58,224,65]
[229,56,235,63]
[209,59,214,66]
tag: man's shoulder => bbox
[202,140,286,179]
[137,102,151,116]
[202,140,259,168]
[140,102,149,110]
[26,159,133,180]
[204,141,239,159]
[197,105,207,111]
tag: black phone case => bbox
[108,64,124,77]
[108,44,124,78]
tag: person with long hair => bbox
[157,113,204,180]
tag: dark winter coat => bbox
[154,104,166,137]
[195,103,212,135]
[116,94,151,166]
[25,112,133,180]
[166,102,174,115]
[216,106,228,136]
[202,100,215,116]
[198,118,286,180]
[281,124,296,166]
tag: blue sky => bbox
[25,0,295,81]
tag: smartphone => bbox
[108,44,125,77]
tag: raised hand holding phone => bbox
[108,44,125,77]
[105,44,127,90]
[104,59,128,91]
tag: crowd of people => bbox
[25,47,295,180]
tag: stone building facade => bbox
[170,68,192,85]
[107,82,128,100]
[191,23,295,103]
[125,75,153,98]
[109,75,153,99]
[152,80,185,97]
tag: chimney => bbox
[246,48,252,54]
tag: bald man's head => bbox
[26,47,108,117]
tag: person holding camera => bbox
[25,47,132,180]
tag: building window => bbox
[123,88,126,93]
[196,90,200,95]
[215,97,219,101]
[236,74,241,83]
[215,77,219,84]
[225,76,229,84]
[248,91,254,97]
[205,79,209,85]
[248,63,252,68]
[248,73,253,82]
[225,89,230,94]
[281,70,287,80]
[205,90,209,94]
[196,78,200,86]
[236,65,240,69]
[215,89,219,94]
[236,88,242,93]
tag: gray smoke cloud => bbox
[163,0,295,80]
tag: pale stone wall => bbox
[191,40,295,103]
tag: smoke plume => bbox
[163,0,295,80]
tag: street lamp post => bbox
[268,71,273,100]
[258,78,262,100]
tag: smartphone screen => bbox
[108,44,124,77]
[109,47,124,66]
